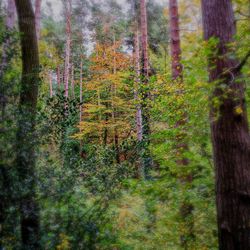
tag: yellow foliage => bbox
[56,233,70,250]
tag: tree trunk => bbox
[80,59,83,122]
[169,0,182,81]
[49,70,53,98]
[134,26,143,142]
[71,64,75,98]
[64,0,72,98]
[201,0,250,249]
[57,65,61,88]
[35,0,42,40]
[169,1,194,248]
[14,0,41,248]
[140,0,152,178]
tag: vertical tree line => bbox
[14,0,40,248]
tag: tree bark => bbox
[14,0,41,248]
[169,0,182,81]
[201,1,250,249]
[64,0,72,98]
[71,64,75,98]
[35,0,42,40]
[140,0,152,177]
[134,23,143,142]
[80,59,83,121]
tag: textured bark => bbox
[169,0,182,80]
[64,0,72,98]
[201,1,250,249]
[140,0,152,177]
[71,64,75,98]
[35,0,42,40]
[14,0,41,248]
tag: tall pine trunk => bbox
[14,0,41,248]
[201,0,250,249]
[140,0,152,177]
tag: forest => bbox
[0,0,249,249]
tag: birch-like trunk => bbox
[134,27,143,142]
[49,70,53,98]
[79,59,83,122]
[71,64,75,98]
[64,0,72,98]
[57,65,61,88]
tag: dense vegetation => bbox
[0,0,249,249]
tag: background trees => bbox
[0,0,249,249]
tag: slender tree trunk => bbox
[35,0,42,40]
[57,65,61,88]
[140,0,152,177]
[80,60,83,121]
[134,26,143,142]
[140,0,149,77]
[169,0,182,81]
[201,1,250,249]
[14,0,41,248]
[49,70,53,98]
[169,1,194,248]
[64,0,72,98]
[71,64,75,98]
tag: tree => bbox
[169,0,194,247]
[14,0,41,248]
[201,0,250,249]
[169,0,182,81]
[35,0,42,40]
[140,0,152,177]
[64,0,72,98]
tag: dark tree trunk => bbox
[169,0,194,247]
[201,1,250,249]
[14,0,41,248]
[169,0,182,80]
[140,0,152,178]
